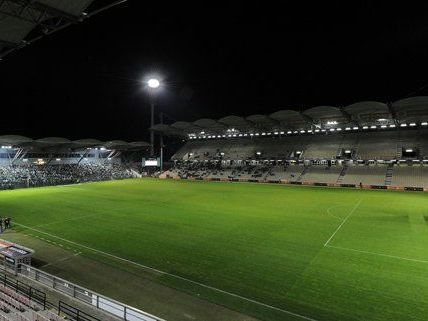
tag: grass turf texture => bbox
[0,178,427,321]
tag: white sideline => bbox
[14,222,318,321]
[326,244,428,264]
[33,213,101,228]
[324,199,362,247]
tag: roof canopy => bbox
[0,0,125,59]
[344,101,391,123]
[0,136,149,151]
[152,96,428,137]
[392,96,428,122]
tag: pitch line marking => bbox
[33,213,101,228]
[14,222,317,321]
[324,199,362,247]
[325,204,345,221]
[326,245,428,264]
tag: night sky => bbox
[1,1,428,142]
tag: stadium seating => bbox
[390,165,428,187]
[0,283,68,321]
[301,166,343,184]
[167,127,428,189]
[0,164,137,190]
[338,165,388,186]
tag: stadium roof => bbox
[151,96,428,137]
[0,135,149,150]
[0,0,127,59]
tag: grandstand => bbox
[0,136,149,190]
[156,96,428,190]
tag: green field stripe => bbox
[14,221,319,321]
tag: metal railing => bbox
[59,301,100,321]
[19,264,166,321]
[0,271,47,309]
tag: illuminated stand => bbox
[0,239,34,275]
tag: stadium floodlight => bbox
[336,128,342,131]
[422,122,428,126]
[56,158,61,161]
[314,129,320,133]
[405,149,413,153]
[377,118,387,122]
[345,127,351,131]
[147,78,160,89]
[280,131,285,135]
[274,132,279,135]
[389,124,396,128]
[409,123,416,127]
[330,128,335,132]
[300,130,305,133]
[261,132,266,136]
[370,125,377,129]
[353,126,359,130]
[400,123,407,127]
[363,126,369,129]
[381,125,387,128]
[287,131,292,134]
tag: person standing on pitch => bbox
[4,218,10,229]
[0,217,3,233]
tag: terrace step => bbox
[385,164,394,186]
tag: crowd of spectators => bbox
[0,163,137,190]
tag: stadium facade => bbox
[155,96,428,190]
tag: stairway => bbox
[385,164,394,186]
[296,166,308,182]
[395,144,402,160]
[336,166,347,184]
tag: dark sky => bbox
[1,1,428,141]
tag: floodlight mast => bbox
[147,78,160,157]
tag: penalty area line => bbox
[14,222,318,321]
[326,245,428,264]
[324,199,362,247]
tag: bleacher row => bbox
[172,129,428,161]
[162,164,428,190]
[0,284,64,321]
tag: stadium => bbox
[0,2,427,321]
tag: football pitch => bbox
[0,178,427,321]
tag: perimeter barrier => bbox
[19,264,166,321]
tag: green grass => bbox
[0,179,427,321]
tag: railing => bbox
[59,301,100,321]
[0,271,47,309]
[19,264,166,321]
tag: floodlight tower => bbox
[147,78,160,156]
